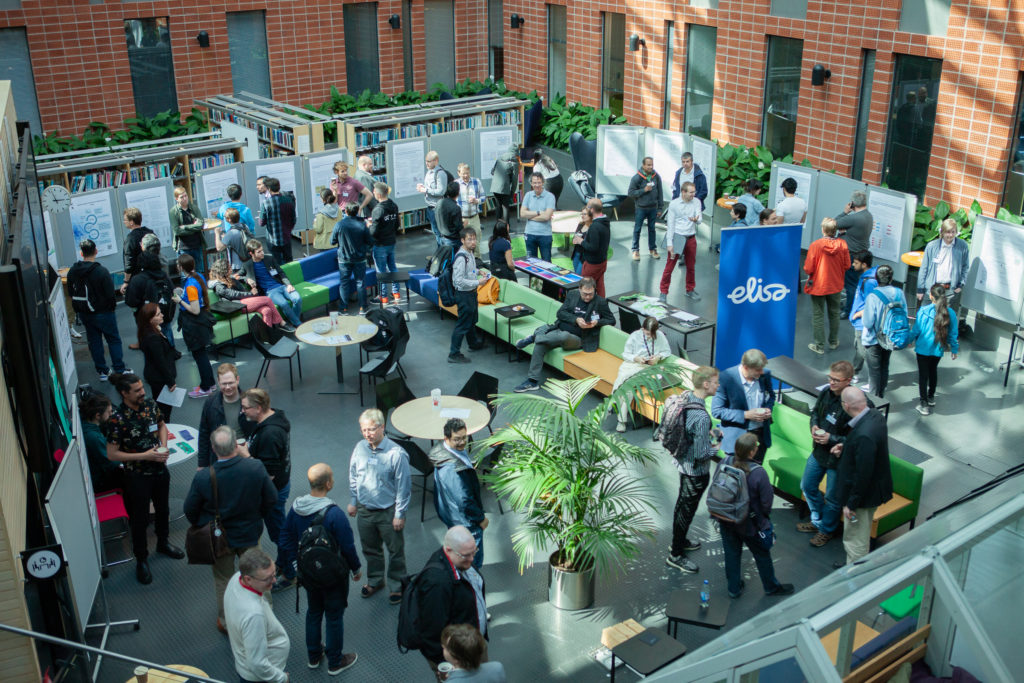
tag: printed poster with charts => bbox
[389,139,427,199]
[307,151,348,212]
[976,221,1024,301]
[256,160,298,196]
[865,191,905,263]
[123,184,173,246]
[774,167,813,213]
[200,167,240,218]
[477,127,516,192]
[69,191,117,257]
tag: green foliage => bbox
[715,143,805,205]
[33,109,209,156]
[911,199,986,249]
[477,363,687,577]
[538,95,627,151]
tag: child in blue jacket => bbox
[909,284,959,416]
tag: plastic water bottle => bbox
[700,579,710,609]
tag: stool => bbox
[872,584,922,627]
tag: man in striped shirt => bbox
[456,163,485,257]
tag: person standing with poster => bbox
[670,152,709,210]
[169,187,206,274]
[917,218,969,316]
[628,157,664,260]
[804,218,850,354]
[772,177,807,224]
[489,145,519,226]
[834,191,873,319]
[417,152,452,247]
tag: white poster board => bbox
[386,137,429,212]
[69,189,119,258]
[644,128,686,202]
[304,148,350,219]
[120,178,175,248]
[866,186,915,282]
[768,164,815,217]
[476,126,517,195]
[807,173,866,250]
[195,163,243,225]
[962,216,1024,325]
[48,280,77,395]
[247,155,307,232]
[689,135,718,216]
[595,125,643,195]
[220,120,259,162]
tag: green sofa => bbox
[208,289,256,347]
[280,261,331,316]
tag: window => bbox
[344,3,380,94]
[851,50,876,180]
[1000,74,1024,215]
[882,55,942,200]
[661,22,675,129]
[547,5,567,101]
[0,28,42,136]
[602,12,625,118]
[899,0,952,36]
[402,0,414,91]
[124,18,178,117]
[683,24,716,139]
[771,0,807,19]
[761,36,803,158]
[424,0,456,90]
[488,0,504,81]
[226,12,271,100]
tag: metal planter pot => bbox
[547,552,595,610]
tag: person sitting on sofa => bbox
[208,259,291,333]
[240,239,303,330]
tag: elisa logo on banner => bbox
[726,277,791,305]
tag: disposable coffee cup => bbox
[155,446,169,455]
[437,662,454,679]
[814,427,826,437]
[173,287,183,299]
[133,666,149,683]
[431,388,441,409]
[329,311,339,327]
[236,439,246,446]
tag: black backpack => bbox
[396,570,427,653]
[296,507,347,588]
[656,395,707,457]
[69,262,100,314]
[437,248,469,308]
[148,271,177,323]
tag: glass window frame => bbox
[547,4,567,102]
[851,49,876,180]
[761,35,804,158]
[601,12,625,118]
[683,23,717,139]
[124,17,178,118]
[661,21,675,129]
[881,53,943,200]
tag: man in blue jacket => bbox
[848,251,878,386]
[671,152,709,210]
[429,419,487,570]
[917,218,969,314]
[711,348,774,460]
[278,463,362,676]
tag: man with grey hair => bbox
[348,409,411,604]
[185,425,277,634]
[830,387,892,568]
[224,547,290,682]
[354,155,378,218]
[835,190,873,318]
[712,349,774,460]
[417,150,451,247]
[412,525,487,676]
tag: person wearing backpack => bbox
[183,426,276,635]
[714,433,795,599]
[449,228,490,364]
[908,284,959,416]
[663,365,721,574]
[67,238,130,380]
[278,463,362,675]
[860,265,908,399]
[125,248,177,351]
[489,144,519,226]
[847,251,878,386]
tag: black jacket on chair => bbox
[834,408,893,511]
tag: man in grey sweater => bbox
[627,156,664,260]
[835,191,873,318]
[449,228,489,363]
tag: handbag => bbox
[185,465,231,565]
[755,517,776,551]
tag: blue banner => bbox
[715,223,803,369]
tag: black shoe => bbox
[665,555,699,573]
[136,559,152,585]
[681,538,701,551]
[514,379,540,393]
[279,322,296,334]
[172,350,183,360]
[515,335,535,349]
[766,583,795,596]
[328,653,358,675]
[447,353,471,364]
[156,543,185,560]
[728,580,745,599]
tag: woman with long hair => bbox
[611,316,671,432]
[909,283,959,415]
[487,219,517,282]
[533,148,563,204]
[79,390,126,493]
[570,204,593,274]
[174,254,216,398]
[207,259,288,331]
[136,302,176,421]
[311,188,341,252]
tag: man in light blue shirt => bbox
[347,409,411,604]
[519,172,556,261]
[216,183,256,232]
[860,265,906,399]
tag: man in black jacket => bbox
[369,182,401,303]
[576,199,611,296]
[197,363,253,468]
[434,181,464,247]
[831,387,893,568]
[414,526,486,676]
[241,388,295,587]
[627,156,664,260]
[513,277,615,393]
[184,425,276,634]
[240,240,303,329]
[119,206,154,295]
[68,239,130,380]
[125,250,177,350]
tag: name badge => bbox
[149,423,159,432]
[826,414,837,425]
[367,456,379,467]
[933,257,942,264]
[269,268,279,276]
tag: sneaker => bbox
[328,653,358,676]
[271,576,295,593]
[926,397,936,407]
[728,580,746,599]
[309,649,323,669]
[392,292,401,302]
[809,531,834,547]
[514,379,540,393]
[188,386,215,398]
[357,308,366,315]
[447,353,471,364]
[915,403,932,416]
[859,382,871,391]
[632,250,641,261]
[650,250,660,259]
[685,290,701,301]
[766,583,796,596]
[665,555,699,573]
[657,292,667,303]
[807,343,825,355]
[388,591,402,605]
[681,538,701,551]
[515,335,535,349]
[380,296,389,305]
[828,341,840,350]
[278,322,296,333]
[98,372,110,382]
[118,367,134,375]
[69,327,82,339]
[615,421,627,433]
[796,521,819,533]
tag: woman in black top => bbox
[136,302,176,421]
[487,220,517,282]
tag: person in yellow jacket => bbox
[312,189,342,251]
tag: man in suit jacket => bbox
[831,387,893,567]
[711,349,774,460]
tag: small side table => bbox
[374,270,412,310]
[493,303,535,362]
[666,590,729,638]
[610,628,686,681]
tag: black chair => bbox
[358,325,409,405]
[619,309,642,334]
[360,306,407,371]
[375,377,417,438]
[392,437,434,522]
[477,442,505,515]
[248,316,301,390]
[457,371,499,434]
[567,168,622,219]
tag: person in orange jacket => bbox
[804,218,851,354]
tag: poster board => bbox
[51,187,124,271]
[644,128,687,203]
[689,136,718,216]
[386,137,429,212]
[428,130,474,182]
[595,125,644,195]
[303,148,350,222]
[118,178,175,249]
[866,187,915,282]
[475,126,517,195]
[194,162,246,235]
[220,120,259,162]
[247,155,307,234]
[961,216,1024,325]
[807,173,866,251]
[48,281,77,396]
[768,162,817,232]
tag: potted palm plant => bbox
[477,361,687,609]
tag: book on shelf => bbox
[484,110,522,127]
[189,152,236,173]
[399,123,430,139]
[355,128,397,148]
[399,208,429,228]
[443,117,477,132]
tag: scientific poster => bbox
[124,185,173,247]
[390,139,426,199]
[69,191,118,257]
[200,167,240,218]
[601,127,641,177]
[48,281,76,394]
[646,129,685,200]
[976,221,1024,301]
[774,168,813,211]
[478,128,515,180]
[866,190,906,263]
[689,136,717,214]
[307,152,347,211]
[256,160,298,196]
[43,210,58,272]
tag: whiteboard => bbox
[962,216,1024,325]
[866,187,915,283]
[247,155,308,233]
[304,148,351,223]
[194,163,248,236]
[51,188,125,272]
[48,281,77,396]
[119,178,175,249]
[807,173,866,251]
[45,437,102,630]
[689,136,718,216]
[643,128,686,203]
[386,137,429,212]
[595,125,643,195]
[475,126,517,195]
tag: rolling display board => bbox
[304,148,351,221]
[643,128,686,201]
[118,178,176,249]
[805,173,865,251]
[247,155,307,236]
[428,130,474,184]
[595,125,644,195]
[48,280,77,396]
[689,136,718,216]
[865,186,915,283]
[475,126,517,195]
[961,216,1024,325]
[194,162,248,234]
[385,136,429,212]
[50,187,124,271]
[767,162,817,239]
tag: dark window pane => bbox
[684,24,716,139]
[852,50,876,180]
[344,3,380,94]
[882,54,942,200]
[602,13,625,117]
[0,27,42,136]
[762,36,803,157]
[488,0,504,81]
[424,0,455,90]
[402,0,414,91]
[1001,74,1024,216]
[662,22,675,129]
[547,5,567,100]
[124,18,178,117]
[226,11,271,100]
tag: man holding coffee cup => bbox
[711,349,775,461]
[627,156,665,260]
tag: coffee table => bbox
[666,590,729,638]
[390,396,491,441]
[610,627,686,681]
[493,303,535,361]
[164,423,199,521]
[514,257,581,301]
[608,290,717,365]
[295,315,378,394]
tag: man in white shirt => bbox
[659,181,703,301]
[917,218,969,314]
[224,548,290,683]
[772,177,807,224]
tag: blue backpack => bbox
[871,288,911,350]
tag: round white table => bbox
[164,422,198,521]
[295,315,378,394]
[390,395,491,441]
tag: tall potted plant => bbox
[477,362,686,609]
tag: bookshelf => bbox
[197,91,331,159]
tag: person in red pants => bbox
[575,198,610,297]
[660,181,702,302]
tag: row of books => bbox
[442,117,478,132]
[355,128,398,148]
[400,208,429,229]
[484,110,522,127]
[211,109,294,150]
[189,152,236,173]
[56,161,188,194]
[399,123,432,139]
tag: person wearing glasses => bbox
[429,419,488,569]
[795,361,871,548]
[224,547,290,683]
[412,526,487,679]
